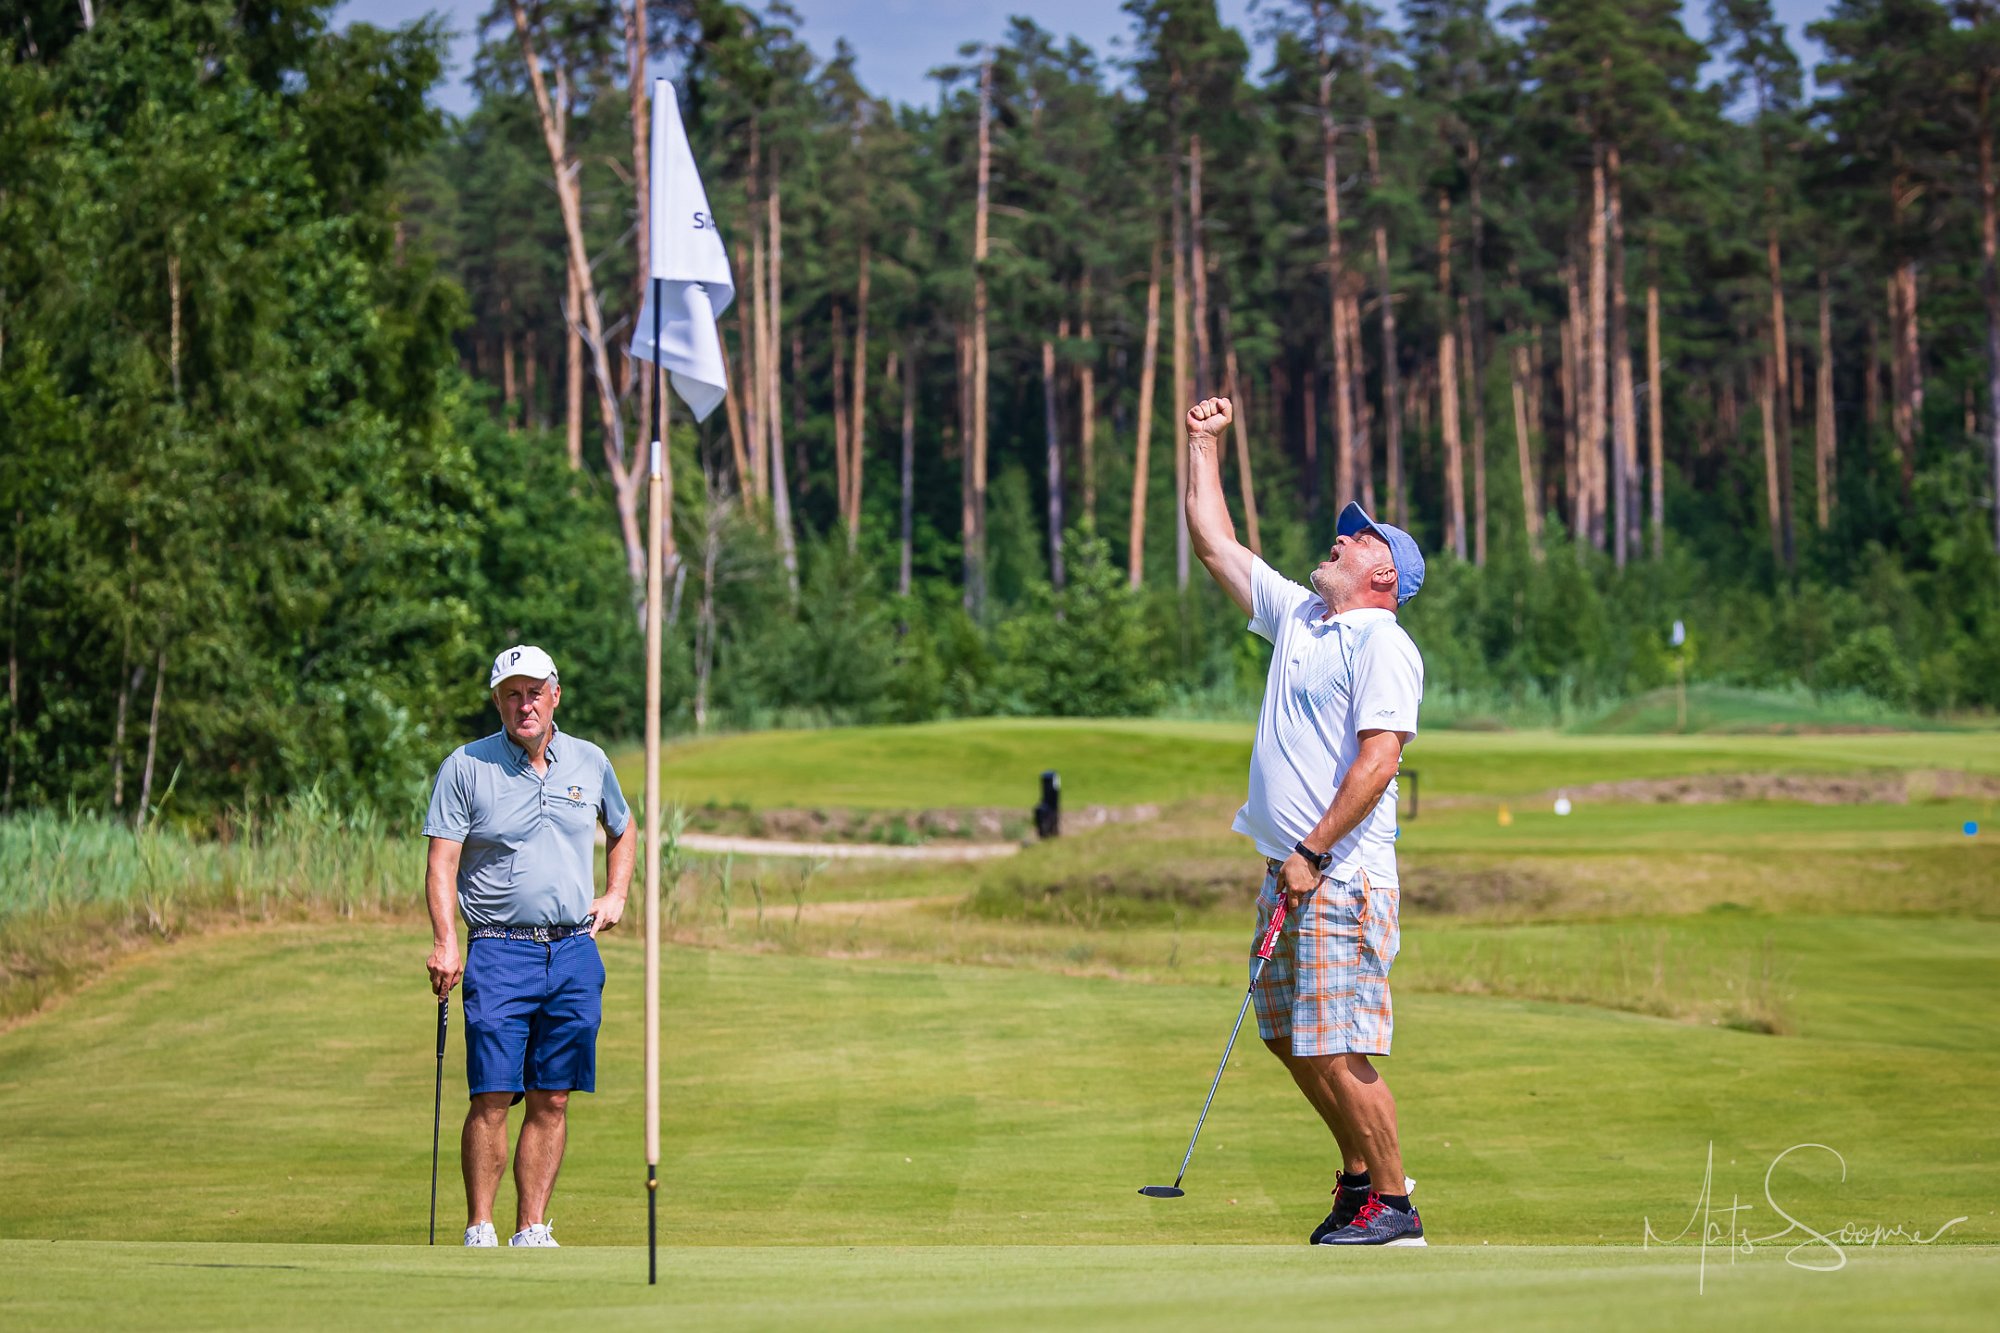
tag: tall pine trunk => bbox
[1345,292,1375,512]
[767,183,796,586]
[1766,193,1794,568]
[1172,150,1192,590]
[1587,148,1610,553]
[1321,74,1355,508]
[1467,145,1489,566]
[1223,329,1261,553]
[1364,116,1401,526]
[1460,299,1485,565]
[1980,76,2000,553]
[1130,236,1162,588]
[1647,278,1665,559]
[135,647,165,827]
[971,61,993,613]
[959,325,976,607]
[1080,274,1097,525]
[565,257,583,469]
[1824,268,1832,528]
[1044,337,1066,588]
[832,303,852,546]
[1190,134,1212,396]
[1759,357,1783,565]
[1511,335,1542,560]
[1303,369,1319,524]
[1561,267,1582,537]
[1608,148,1635,568]
[1438,194,1466,559]
[849,244,871,540]
[900,340,915,596]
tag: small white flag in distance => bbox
[629,78,733,423]
[1670,619,1686,648]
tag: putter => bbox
[429,994,448,1245]
[1140,897,1289,1199]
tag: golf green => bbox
[5,1241,1996,1330]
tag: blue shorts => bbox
[463,934,605,1102]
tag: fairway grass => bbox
[622,717,2000,814]
[2,926,1993,1253]
[6,1241,1997,1331]
[6,723,1997,1329]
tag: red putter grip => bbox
[1255,898,1289,960]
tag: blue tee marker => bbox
[1965,821,1980,838]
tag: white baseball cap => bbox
[489,644,558,690]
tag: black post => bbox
[1035,770,1061,839]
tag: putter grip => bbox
[436,997,449,1057]
[1255,897,1289,961]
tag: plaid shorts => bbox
[1251,861,1401,1058]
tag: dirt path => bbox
[676,832,1022,862]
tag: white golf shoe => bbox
[463,1221,498,1247]
[509,1220,559,1247]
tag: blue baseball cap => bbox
[1335,502,1426,605]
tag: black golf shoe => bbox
[1317,1192,1426,1247]
[1308,1184,1370,1244]
[1308,1175,1414,1245]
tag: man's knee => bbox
[524,1088,569,1117]
[1323,1052,1379,1087]
[1261,1036,1293,1063]
[467,1091,513,1124]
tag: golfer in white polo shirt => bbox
[1183,396,1429,1248]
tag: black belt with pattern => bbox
[469,916,595,943]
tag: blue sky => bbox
[335,1,1837,118]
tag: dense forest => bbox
[4,0,1999,822]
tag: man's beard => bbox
[1309,564,1341,603]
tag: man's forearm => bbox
[1184,434,1237,560]
[1301,753,1399,858]
[604,825,637,899]
[425,872,457,947]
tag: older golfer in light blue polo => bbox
[423,644,636,1249]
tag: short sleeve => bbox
[598,752,632,838]
[1247,557,1314,643]
[422,751,471,841]
[1350,625,1424,742]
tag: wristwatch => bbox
[1293,840,1333,874]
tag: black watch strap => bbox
[1293,840,1332,873]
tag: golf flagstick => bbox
[630,77,735,1283]
[1141,897,1288,1199]
[430,995,448,1244]
[644,278,663,1287]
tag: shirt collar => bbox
[1307,604,1396,636]
[504,723,561,769]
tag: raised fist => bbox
[1186,397,1233,437]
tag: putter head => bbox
[1137,1185,1185,1199]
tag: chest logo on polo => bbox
[566,785,584,803]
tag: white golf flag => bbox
[629,78,733,423]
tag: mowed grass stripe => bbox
[0,924,1993,1251]
[3,1242,1998,1332]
